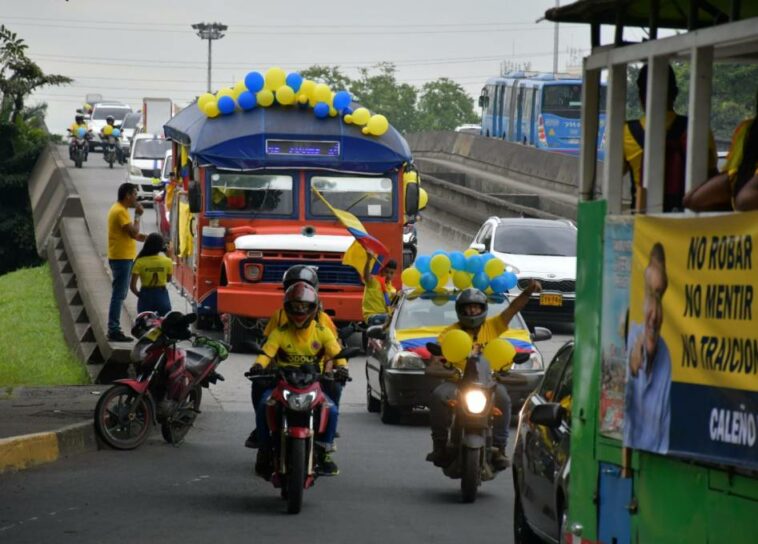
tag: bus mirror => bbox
[188,181,202,213]
[405,180,419,216]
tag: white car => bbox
[127,134,172,203]
[469,217,577,327]
[455,124,482,135]
[88,102,132,151]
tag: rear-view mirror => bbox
[367,314,388,327]
[188,181,202,213]
[366,326,386,341]
[470,243,486,254]
[530,402,566,429]
[405,179,419,216]
[530,327,552,342]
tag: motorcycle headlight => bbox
[129,165,142,176]
[282,390,317,411]
[390,351,425,370]
[464,389,488,414]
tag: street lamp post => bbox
[191,22,228,93]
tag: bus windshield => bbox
[309,176,393,219]
[209,172,294,216]
[542,84,607,119]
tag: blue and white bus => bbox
[479,72,606,157]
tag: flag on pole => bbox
[312,188,389,276]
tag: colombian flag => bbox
[313,189,389,276]
[395,326,535,360]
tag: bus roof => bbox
[163,102,412,174]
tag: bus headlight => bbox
[464,389,487,414]
[243,263,263,282]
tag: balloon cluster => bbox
[196,67,390,136]
[441,330,516,367]
[401,249,518,294]
[76,127,86,138]
[112,128,121,138]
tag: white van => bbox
[127,133,172,202]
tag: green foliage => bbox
[350,63,419,133]
[0,264,89,386]
[417,78,479,131]
[300,65,352,91]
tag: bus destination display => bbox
[265,139,340,157]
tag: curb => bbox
[0,421,98,474]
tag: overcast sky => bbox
[2,0,639,132]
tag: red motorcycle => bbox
[94,312,228,450]
[247,345,358,514]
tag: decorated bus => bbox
[162,68,420,350]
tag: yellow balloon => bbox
[464,248,479,258]
[265,67,287,91]
[298,94,309,105]
[197,92,215,111]
[405,171,418,183]
[367,114,389,136]
[217,87,234,99]
[352,107,370,126]
[484,258,505,278]
[329,106,338,117]
[435,272,450,289]
[103,125,113,135]
[256,89,274,107]
[276,85,296,106]
[313,83,332,105]
[233,81,247,100]
[343,114,353,124]
[419,187,429,210]
[441,329,473,363]
[401,267,421,288]
[204,101,220,118]
[452,270,472,290]
[362,127,370,135]
[430,254,451,277]
[299,80,316,103]
[483,339,517,371]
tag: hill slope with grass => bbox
[0,264,89,386]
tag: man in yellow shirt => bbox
[68,114,89,161]
[249,282,344,476]
[362,257,398,323]
[107,183,146,342]
[426,281,541,470]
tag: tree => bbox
[416,78,479,131]
[299,65,352,91]
[350,63,418,133]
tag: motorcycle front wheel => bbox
[286,438,307,514]
[94,384,153,450]
[160,386,202,445]
[461,447,481,503]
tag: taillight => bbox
[243,263,263,282]
[537,115,548,146]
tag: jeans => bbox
[108,259,133,335]
[137,286,171,316]
[256,388,339,449]
[429,381,512,447]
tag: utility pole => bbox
[553,1,560,75]
[192,22,228,92]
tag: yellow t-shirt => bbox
[256,321,342,369]
[107,202,136,260]
[362,276,396,321]
[132,254,173,288]
[263,308,337,337]
[69,123,87,135]
[723,119,758,181]
[438,314,511,372]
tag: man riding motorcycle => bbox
[244,265,346,449]
[426,281,542,471]
[100,115,125,164]
[249,281,346,477]
[68,114,89,160]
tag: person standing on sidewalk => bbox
[130,233,173,316]
[107,183,146,342]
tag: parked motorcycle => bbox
[67,128,91,168]
[246,344,358,514]
[403,219,418,269]
[94,312,228,450]
[426,342,523,503]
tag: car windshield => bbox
[309,176,393,219]
[494,225,576,256]
[395,294,525,331]
[208,172,294,216]
[133,139,171,160]
[92,107,131,121]
[161,154,173,179]
[542,84,607,118]
[121,113,140,129]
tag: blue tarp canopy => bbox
[164,102,412,174]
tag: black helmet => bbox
[282,265,319,291]
[455,288,488,329]
[131,311,160,339]
[106,115,114,124]
[160,311,195,340]
[284,282,319,329]
[75,114,84,124]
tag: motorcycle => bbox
[426,342,525,503]
[403,219,418,269]
[100,129,123,168]
[246,344,358,514]
[94,312,229,450]
[67,128,91,168]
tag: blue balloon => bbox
[333,90,352,110]
[415,255,431,273]
[465,255,484,274]
[481,253,495,263]
[76,127,86,138]
[341,106,353,116]
[431,250,448,258]
[472,272,490,291]
[285,72,303,92]
[218,96,235,115]
[244,71,265,92]
[112,128,121,138]
[449,251,466,270]
[237,91,256,111]
[490,274,508,293]
[314,102,330,119]
[502,271,518,290]
[420,273,438,292]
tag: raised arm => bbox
[500,280,542,325]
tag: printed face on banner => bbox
[625,212,758,469]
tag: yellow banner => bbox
[630,211,758,392]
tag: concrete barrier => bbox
[27,143,84,257]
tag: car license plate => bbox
[540,293,563,307]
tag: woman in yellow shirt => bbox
[130,233,173,316]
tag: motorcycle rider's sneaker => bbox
[316,446,339,476]
[491,446,510,471]
[107,331,133,342]
[244,429,260,449]
[255,448,273,479]
[426,439,451,467]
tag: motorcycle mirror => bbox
[530,327,552,342]
[366,314,388,327]
[426,342,442,357]
[334,347,361,360]
[366,325,386,341]
[529,402,566,429]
